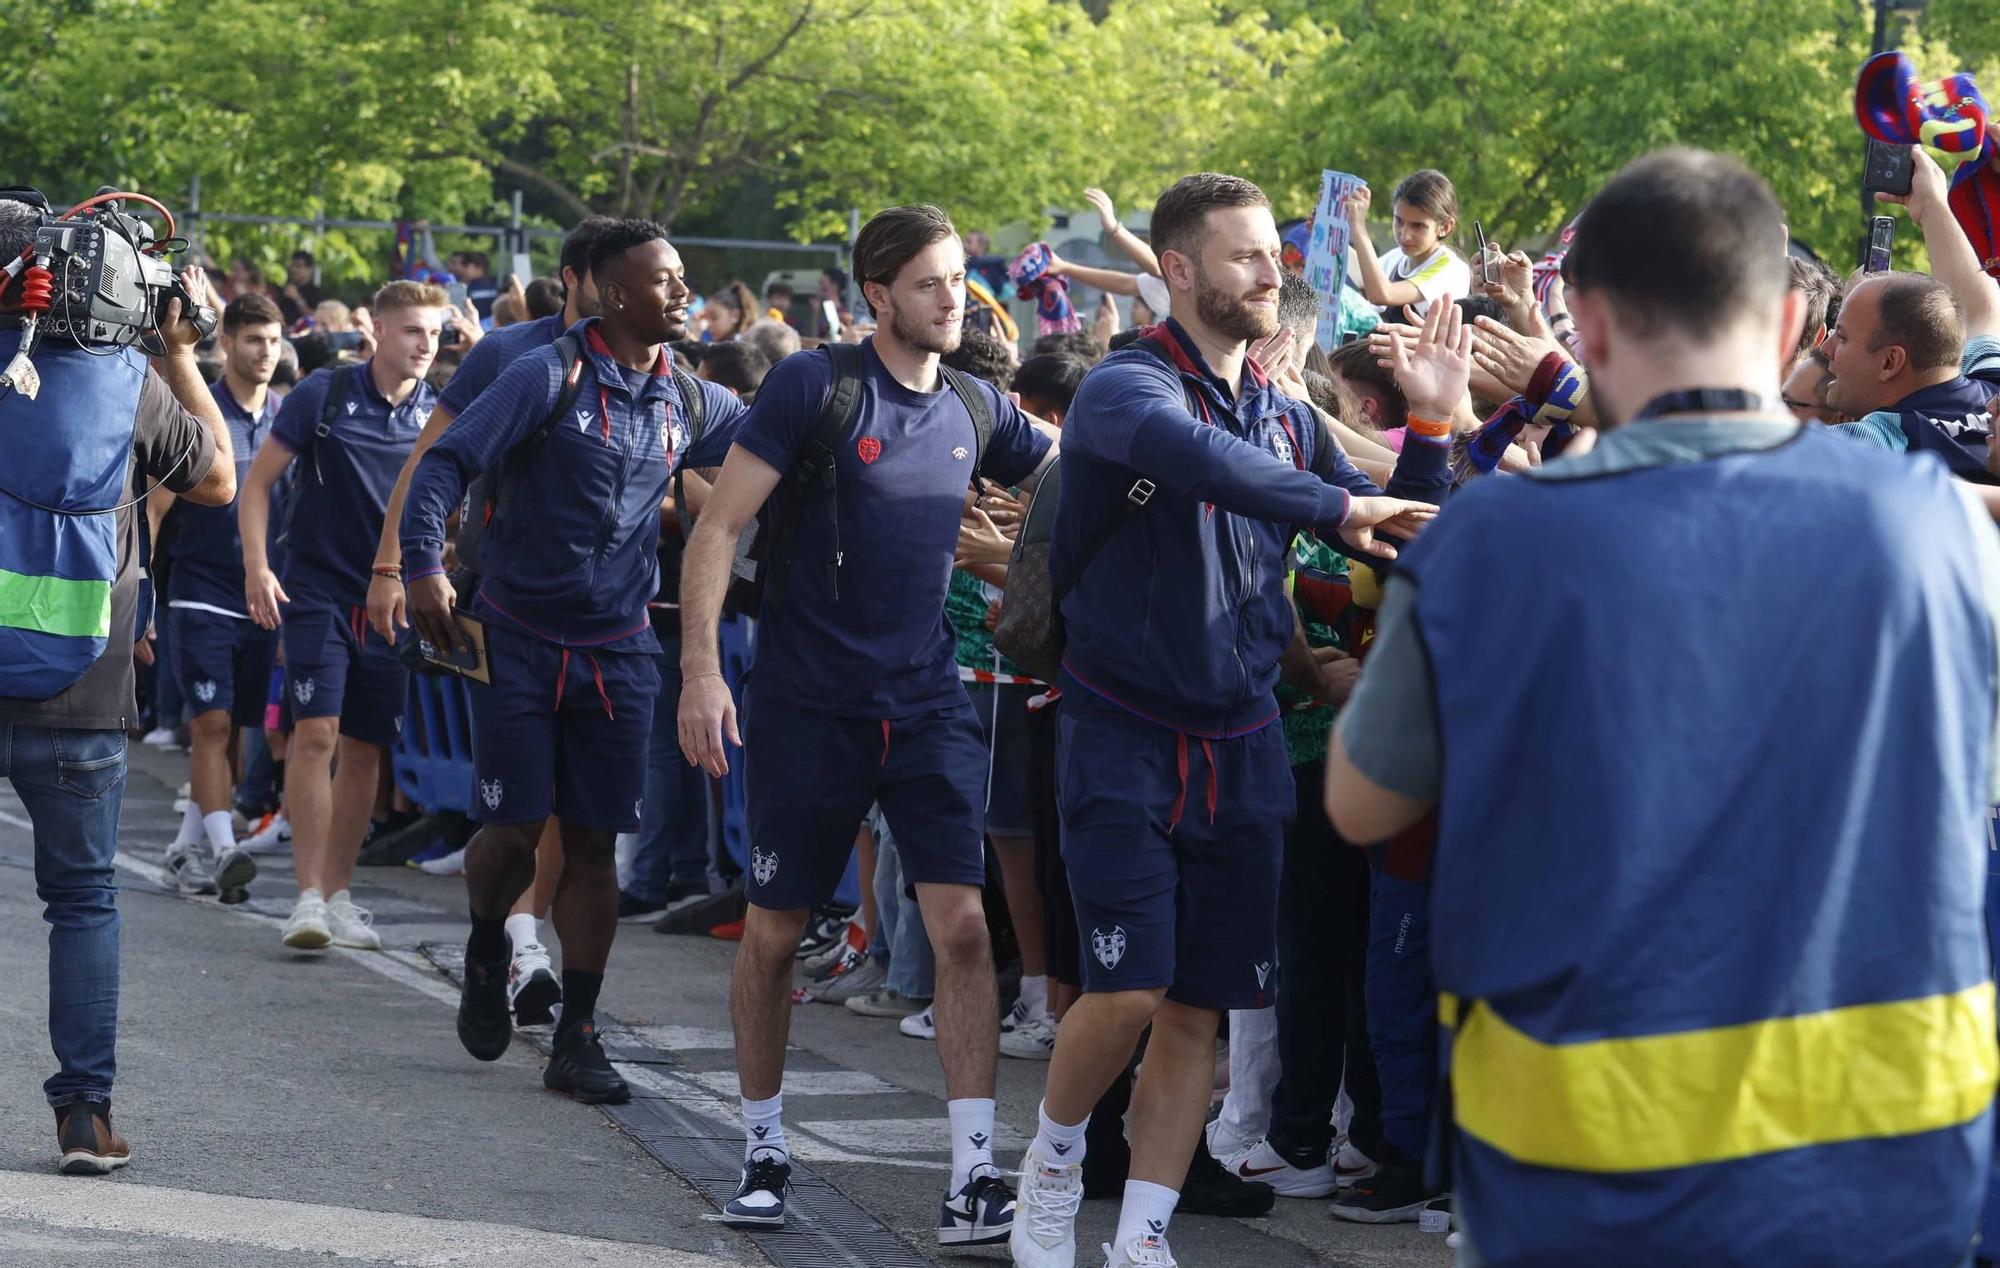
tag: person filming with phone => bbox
[1822,147,2000,478]
[0,190,236,1176]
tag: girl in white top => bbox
[1345,168,1471,323]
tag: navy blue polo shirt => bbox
[438,314,562,416]
[166,377,277,616]
[270,362,435,605]
[732,339,1051,718]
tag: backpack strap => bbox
[668,366,710,530]
[764,341,865,609]
[489,334,585,524]
[937,364,995,490]
[305,364,351,487]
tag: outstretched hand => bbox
[1387,293,1472,419]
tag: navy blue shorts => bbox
[967,682,1035,837]
[170,606,277,729]
[470,622,657,833]
[743,692,988,911]
[1056,687,1292,1010]
[279,594,408,746]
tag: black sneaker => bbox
[1178,1132,1275,1217]
[543,1017,631,1104]
[1328,1161,1436,1224]
[722,1149,791,1227]
[939,1168,1016,1245]
[617,891,667,923]
[456,953,512,1062]
[794,905,855,960]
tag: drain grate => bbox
[416,942,937,1268]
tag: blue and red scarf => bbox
[1856,52,2000,278]
[1008,242,1079,336]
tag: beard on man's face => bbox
[890,302,961,355]
[1194,265,1278,343]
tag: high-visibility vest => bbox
[1400,423,1999,1266]
[0,332,147,699]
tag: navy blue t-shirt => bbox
[733,340,1051,717]
[438,314,562,416]
[270,362,435,606]
[166,377,277,616]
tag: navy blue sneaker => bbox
[939,1168,1016,1245]
[722,1149,791,1227]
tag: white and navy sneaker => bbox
[1103,1231,1178,1267]
[163,846,218,896]
[721,1148,791,1227]
[898,1005,937,1041]
[1009,1143,1083,1268]
[939,1167,1015,1245]
[999,998,1057,1061]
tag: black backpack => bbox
[724,341,995,616]
[453,334,707,585]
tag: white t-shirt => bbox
[1357,244,1472,320]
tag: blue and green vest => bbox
[0,332,146,699]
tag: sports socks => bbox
[556,970,601,1041]
[1031,1098,1089,1168]
[1113,1180,1178,1254]
[947,1097,997,1192]
[202,810,236,857]
[504,911,539,951]
[742,1092,787,1160]
[467,910,508,962]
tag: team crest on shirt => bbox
[1268,426,1295,465]
[1092,925,1127,970]
[345,399,359,415]
[1254,961,1273,990]
[480,780,503,810]
[192,680,216,704]
[751,847,779,885]
[856,436,882,464]
[952,446,969,461]
[576,408,595,434]
[292,678,315,705]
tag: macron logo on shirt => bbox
[576,409,595,434]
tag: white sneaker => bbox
[1102,1233,1177,1267]
[142,728,178,748]
[238,813,292,855]
[999,999,1057,1061]
[1446,1231,1462,1249]
[508,939,561,1026]
[211,844,257,893]
[282,890,331,950]
[1010,1143,1083,1268]
[163,846,218,896]
[1331,1137,1379,1188]
[899,1005,937,1041]
[415,846,466,876]
[325,890,382,949]
[1222,1138,1336,1198]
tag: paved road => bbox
[0,741,1453,1267]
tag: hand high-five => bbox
[1387,290,1473,420]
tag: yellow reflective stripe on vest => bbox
[0,566,112,639]
[1443,981,1999,1173]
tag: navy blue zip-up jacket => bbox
[1053,319,1450,738]
[400,318,744,648]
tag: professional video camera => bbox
[0,186,215,398]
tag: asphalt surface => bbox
[0,740,1454,1267]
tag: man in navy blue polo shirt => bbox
[677,205,1057,1243]
[399,220,743,1104]
[368,215,613,1027]
[1005,172,1442,1268]
[238,280,443,955]
[149,293,285,898]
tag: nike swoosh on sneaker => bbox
[1238,1163,1291,1177]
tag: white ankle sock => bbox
[1113,1179,1178,1254]
[172,802,203,850]
[1032,1098,1088,1168]
[504,912,538,953]
[946,1097,996,1192]
[1019,975,1049,1018]
[742,1092,786,1160]
[202,810,236,856]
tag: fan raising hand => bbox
[1388,292,1473,420]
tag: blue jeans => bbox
[869,809,934,998]
[1366,868,1436,1165]
[625,644,711,903]
[1,726,125,1106]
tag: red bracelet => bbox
[1406,414,1452,438]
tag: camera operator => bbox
[0,197,235,1177]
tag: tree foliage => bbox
[2,0,1989,273]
